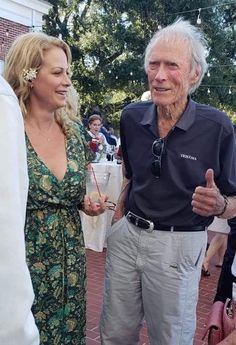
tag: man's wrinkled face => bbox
[147,39,199,108]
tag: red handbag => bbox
[202,299,236,345]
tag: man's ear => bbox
[190,66,201,86]
[192,66,201,83]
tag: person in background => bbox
[100,18,236,345]
[4,31,106,345]
[0,75,39,345]
[100,123,117,146]
[87,114,108,144]
[107,126,118,146]
[213,128,236,301]
[213,223,236,344]
[85,110,117,146]
[201,217,230,276]
[214,218,236,303]
[87,114,108,159]
[106,126,117,161]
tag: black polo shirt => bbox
[120,98,236,227]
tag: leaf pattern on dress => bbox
[25,122,93,344]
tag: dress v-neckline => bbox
[25,133,69,183]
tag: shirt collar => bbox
[140,98,197,131]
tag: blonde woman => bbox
[4,32,106,345]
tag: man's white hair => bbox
[144,18,209,94]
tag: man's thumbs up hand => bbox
[205,169,217,189]
[192,169,225,217]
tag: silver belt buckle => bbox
[145,220,154,233]
[127,211,154,233]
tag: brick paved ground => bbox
[86,232,222,345]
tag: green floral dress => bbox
[25,123,92,345]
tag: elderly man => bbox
[100,19,236,345]
[0,75,39,344]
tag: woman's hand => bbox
[82,194,108,216]
[98,136,104,144]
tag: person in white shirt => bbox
[0,75,39,345]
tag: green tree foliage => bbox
[43,0,236,127]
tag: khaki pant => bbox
[100,216,207,345]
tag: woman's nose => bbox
[63,73,72,86]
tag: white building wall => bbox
[0,0,51,71]
[0,0,51,30]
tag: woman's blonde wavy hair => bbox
[4,31,80,136]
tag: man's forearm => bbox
[112,176,131,223]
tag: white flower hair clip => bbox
[22,68,37,82]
